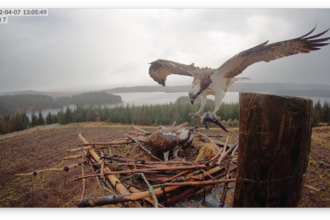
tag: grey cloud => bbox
[0,9,330,93]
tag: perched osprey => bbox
[148,126,197,162]
[149,27,330,120]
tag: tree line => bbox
[312,100,330,127]
[0,91,122,116]
[1,97,329,135]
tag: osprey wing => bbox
[149,59,197,86]
[215,26,330,79]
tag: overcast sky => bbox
[1,8,330,93]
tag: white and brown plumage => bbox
[148,126,197,162]
[149,27,330,120]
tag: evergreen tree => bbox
[46,112,53,124]
[314,100,322,115]
[64,107,73,124]
[31,111,38,127]
[37,110,45,125]
[321,100,330,123]
[21,112,30,129]
[14,112,24,131]
[57,110,66,124]
[312,110,321,127]
[52,114,59,123]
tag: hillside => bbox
[0,123,329,207]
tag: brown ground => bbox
[0,122,329,207]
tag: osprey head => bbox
[176,126,198,141]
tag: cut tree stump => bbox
[233,93,313,207]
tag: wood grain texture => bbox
[233,93,313,207]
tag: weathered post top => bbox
[233,92,313,207]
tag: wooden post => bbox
[233,93,313,207]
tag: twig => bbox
[128,131,148,136]
[171,121,176,127]
[58,169,69,205]
[217,141,238,165]
[176,122,189,128]
[78,133,140,208]
[16,163,82,176]
[203,169,215,180]
[101,156,195,165]
[80,143,86,200]
[304,185,320,192]
[154,179,235,187]
[70,165,207,181]
[231,142,239,156]
[164,170,190,183]
[140,173,159,208]
[100,152,105,181]
[103,185,117,195]
[219,161,233,207]
[132,125,151,135]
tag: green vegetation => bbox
[313,100,330,127]
[1,96,329,135]
[54,96,239,126]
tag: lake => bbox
[26,92,328,120]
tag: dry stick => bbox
[231,142,239,156]
[104,180,118,195]
[203,170,215,180]
[76,164,231,207]
[196,134,223,138]
[157,179,235,187]
[103,185,117,195]
[90,162,157,168]
[58,169,69,205]
[108,146,112,156]
[63,154,84,160]
[80,143,86,200]
[171,121,176,127]
[172,169,204,182]
[16,163,81,176]
[164,170,191,183]
[163,184,214,207]
[132,125,151,135]
[90,159,106,196]
[176,122,189,128]
[140,173,159,208]
[123,183,165,208]
[128,131,147,136]
[163,165,236,206]
[125,134,162,161]
[66,138,135,153]
[100,152,105,181]
[102,156,195,165]
[70,165,206,182]
[219,161,233,208]
[216,141,238,165]
[78,134,141,208]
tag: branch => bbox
[132,125,151,135]
[140,173,159,208]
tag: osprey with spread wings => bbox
[149,27,330,121]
